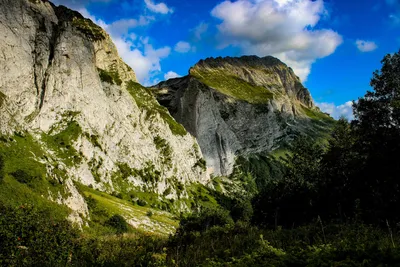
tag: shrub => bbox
[105,214,128,235]
[10,170,34,184]
[137,199,147,207]
[0,203,77,266]
[177,207,233,235]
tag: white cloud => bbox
[210,0,343,81]
[174,41,192,53]
[164,71,181,80]
[355,40,378,52]
[144,0,173,14]
[108,16,154,36]
[114,37,171,85]
[316,101,354,120]
[193,22,209,40]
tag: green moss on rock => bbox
[98,68,122,86]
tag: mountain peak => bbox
[191,55,286,72]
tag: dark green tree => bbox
[253,136,324,227]
[106,214,129,234]
[352,50,400,222]
[318,118,359,221]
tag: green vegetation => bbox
[105,214,129,234]
[126,81,187,136]
[97,68,122,86]
[42,120,83,167]
[84,132,102,150]
[2,51,400,266]
[301,105,334,122]
[0,204,77,266]
[194,158,207,171]
[76,183,179,236]
[0,133,70,205]
[72,17,106,41]
[190,68,274,104]
[154,135,173,168]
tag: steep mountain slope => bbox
[0,0,208,226]
[151,56,334,176]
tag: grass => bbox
[190,68,274,104]
[0,133,71,220]
[76,183,179,236]
[301,105,335,122]
[41,120,83,167]
[126,81,187,136]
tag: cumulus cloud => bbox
[355,40,378,52]
[144,0,173,14]
[174,41,192,53]
[164,71,181,80]
[316,101,354,120]
[210,0,343,81]
[114,37,171,85]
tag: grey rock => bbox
[0,0,208,226]
[152,56,332,176]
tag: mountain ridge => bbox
[151,56,333,175]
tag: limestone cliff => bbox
[152,56,333,176]
[0,0,208,225]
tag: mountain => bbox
[151,56,334,176]
[0,0,208,228]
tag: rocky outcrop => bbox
[152,56,332,176]
[0,0,208,225]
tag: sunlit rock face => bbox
[0,0,208,225]
[151,56,331,176]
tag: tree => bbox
[352,50,400,223]
[106,214,129,234]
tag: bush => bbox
[177,207,233,235]
[137,199,147,207]
[10,169,35,184]
[0,203,77,266]
[105,214,128,234]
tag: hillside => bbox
[151,56,334,176]
[0,0,209,228]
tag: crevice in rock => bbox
[33,18,60,111]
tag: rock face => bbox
[0,0,208,224]
[152,56,331,176]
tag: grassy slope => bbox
[76,183,179,236]
[190,68,274,104]
[0,133,70,220]
[126,81,187,136]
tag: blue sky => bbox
[52,0,400,119]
